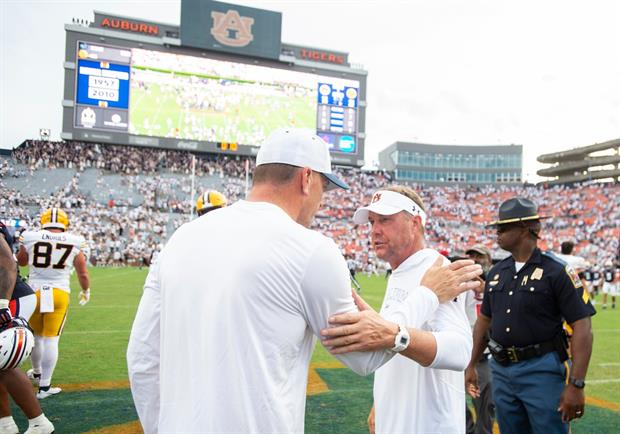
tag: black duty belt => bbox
[488,339,557,365]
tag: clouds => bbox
[1,0,619,182]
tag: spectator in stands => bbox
[3,139,619,272]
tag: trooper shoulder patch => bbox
[565,265,583,289]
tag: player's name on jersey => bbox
[41,233,68,242]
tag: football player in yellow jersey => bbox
[16,208,91,399]
[195,190,227,217]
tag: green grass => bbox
[587,302,620,403]
[128,71,317,142]
[19,266,147,384]
[12,267,620,433]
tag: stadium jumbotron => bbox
[536,138,620,185]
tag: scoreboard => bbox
[61,12,367,166]
[74,43,131,129]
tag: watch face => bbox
[571,378,585,388]
[391,326,410,352]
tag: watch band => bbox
[391,324,410,353]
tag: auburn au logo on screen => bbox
[211,9,255,47]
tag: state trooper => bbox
[466,197,595,434]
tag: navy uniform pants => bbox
[489,351,569,434]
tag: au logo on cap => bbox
[211,10,255,47]
[371,193,382,203]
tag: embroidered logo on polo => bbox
[384,287,408,303]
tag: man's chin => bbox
[373,245,387,259]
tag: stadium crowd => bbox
[4,140,620,272]
[13,140,249,177]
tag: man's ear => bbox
[300,167,313,196]
[411,214,423,236]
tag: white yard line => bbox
[588,378,620,384]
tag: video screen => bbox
[74,42,360,153]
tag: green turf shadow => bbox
[305,368,620,434]
[305,369,374,434]
[569,404,620,434]
[11,389,137,434]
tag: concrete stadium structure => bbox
[378,141,523,186]
[537,138,620,185]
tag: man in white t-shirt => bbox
[127,129,481,434]
[322,186,473,434]
[556,241,592,304]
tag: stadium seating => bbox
[2,140,618,271]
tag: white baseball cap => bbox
[353,190,428,225]
[256,128,349,190]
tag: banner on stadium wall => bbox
[181,0,282,60]
[281,44,350,66]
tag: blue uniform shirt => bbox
[481,248,595,347]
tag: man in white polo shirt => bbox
[322,186,472,434]
[127,130,481,433]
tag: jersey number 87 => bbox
[32,242,74,269]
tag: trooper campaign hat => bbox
[487,197,549,227]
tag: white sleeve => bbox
[427,295,473,371]
[299,239,394,376]
[464,290,478,328]
[127,257,162,434]
[382,285,440,328]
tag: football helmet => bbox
[40,207,69,231]
[0,317,35,370]
[196,190,227,216]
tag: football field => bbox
[129,67,317,142]
[13,267,620,433]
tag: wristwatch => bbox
[391,324,410,353]
[569,377,585,389]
